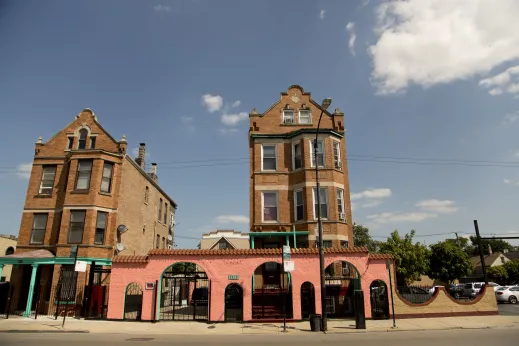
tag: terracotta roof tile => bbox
[112,255,149,264]
[368,253,394,260]
[148,247,370,257]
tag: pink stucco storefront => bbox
[107,247,393,322]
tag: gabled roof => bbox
[470,253,508,267]
[208,237,237,250]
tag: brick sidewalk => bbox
[1,316,519,335]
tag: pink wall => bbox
[107,254,392,322]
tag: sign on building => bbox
[74,260,87,272]
[283,260,295,272]
[282,245,291,260]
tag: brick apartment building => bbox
[248,85,353,250]
[0,109,177,317]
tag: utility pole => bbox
[455,232,461,248]
[473,220,488,285]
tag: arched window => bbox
[144,186,149,203]
[156,234,160,249]
[78,129,88,149]
[5,246,14,256]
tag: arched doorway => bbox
[251,262,292,320]
[324,260,361,319]
[160,262,209,321]
[300,282,315,320]
[224,283,243,322]
[370,280,389,320]
[123,282,143,320]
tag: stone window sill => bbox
[34,194,53,198]
[71,190,90,194]
[99,191,112,197]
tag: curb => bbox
[0,329,89,334]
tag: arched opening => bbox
[300,281,315,320]
[251,261,292,320]
[370,280,390,320]
[5,247,14,256]
[78,128,88,150]
[224,283,243,322]
[324,260,361,319]
[123,282,143,320]
[160,262,209,321]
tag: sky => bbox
[1,0,519,249]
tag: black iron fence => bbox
[252,284,292,320]
[160,276,210,321]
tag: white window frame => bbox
[309,139,325,167]
[282,110,295,124]
[299,109,311,124]
[292,141,302,170]
[261,144,277,171]
[337,188,345,218]
[333,141,341,168]
[39,166,56,195]
[261,191,278,223]
[312,187,328,220]
[294,189,304,221]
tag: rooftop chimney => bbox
[135,143,146,169]
[149,162,158,183]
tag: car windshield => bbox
[497,287,508,291]
[464,284,472,289]
[474,283,482,288]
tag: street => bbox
[498,302,519,316]
[1,328,519,346]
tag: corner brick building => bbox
[248,85,353,249]
[1,109,177,317]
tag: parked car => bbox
[495,286,519,304]
[447,284,464,299]
[398,286,432,304]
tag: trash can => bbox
[309,314,322,332]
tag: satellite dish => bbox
[117,224,128,234]
[167,235,173,241]
[116,243,125,252]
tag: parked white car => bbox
[495,286,519,304]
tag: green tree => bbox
[379,229,430,286]
[503,259,519,284]
[468,236,515,256]
[353,223,381,252]
[444,237,472,256]
[427,241,473,284]
[487,265,508,284]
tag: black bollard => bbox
[354,290,366,329]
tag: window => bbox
[100,162,113,193]
[313,188,328,219]
[341,240,349,248]
[67,137,74,149]
[337,188,345,218]
[294,189,304,221]
[30,214,48,244]
[94,212,107,245]
[282,110,295,124]
[162,237,166,249]
[5,246,14,256]
[342,261,350,275]
[158,198,163,222]
[333,141,341,168]
[262,191,278,222]
[323,240,332,248]
[219,242,227,249]
[501,256,505,264]
[144,186,149,203]
[262,145,277,171]
[78,129,88,149]
[299,110,311,124]
[293,142,302,170]
[75,160,92,190]
[90,136,96,149]
[156,235,160,249]
[39,166,56,195]
[310,140,325,167]
[164,203,168,224]
[265,262,279,271]
[68,210,86,244]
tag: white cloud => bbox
[415,199,459,214]
[362,0,370,6]
[221,112,248,126]
[514,150,519,158]
[367,212,437,224]
[479,65,519,96]
[217,128,239,135]
[16,163,32,179]
[202,94,223,113]
[231,100,241,108]
[215,215,249,224]
[351,188,392,200]
[503,112,519,125]
[504,178,519,186]
[319,10,326,20]
[154,4,172,12]
[181,116,193,124]
[346,22,356,56]
[369,0,519,95]
[360,200,382,208]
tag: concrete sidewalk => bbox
[1,316,519,335]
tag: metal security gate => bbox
[224,284,243,322]
[160,264,209,321]
[300,282,315,320]
[370,280,389,320]
[124,283,143,320]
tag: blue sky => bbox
[1,0,519,248]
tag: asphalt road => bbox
[498,302,519,316]
[2,329,519,346]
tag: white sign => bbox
[75,260,87,272]
[282,245,291,260]
[283,260,295,272]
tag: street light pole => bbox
[314,98,332,332]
